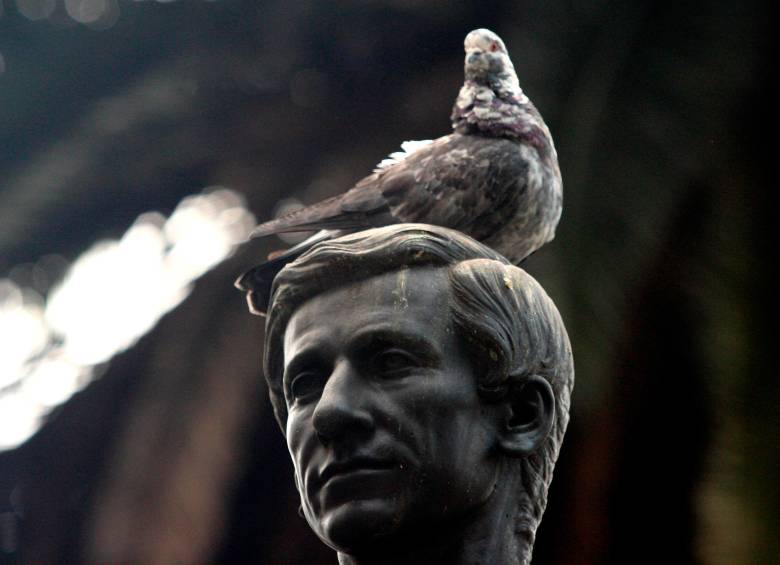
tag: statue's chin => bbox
[311,498,403,554]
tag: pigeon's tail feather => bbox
[251,215,368,238]
[235,230,336,315]
[249,192,369,239]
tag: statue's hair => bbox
[263,223,573,551]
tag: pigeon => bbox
[237,28,562,314]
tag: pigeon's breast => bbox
[480,142,562,263]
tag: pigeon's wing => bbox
[376,133,529,241]
[249,133,529,242]
[249,141,441,239]
[248,188,389,238]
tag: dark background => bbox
[0,1,776,563]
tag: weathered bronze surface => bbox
[240,224,573,565]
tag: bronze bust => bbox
[240,224,573,565]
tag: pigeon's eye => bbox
[490,42,498,52]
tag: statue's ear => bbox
[497,375,555,456]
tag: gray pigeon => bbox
[237,28,562,313]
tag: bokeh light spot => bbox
[0,189,255,451]
[14,0,56,20]
[64,0,107,24]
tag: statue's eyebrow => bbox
[282,323,444,395]
[347,325,443,366]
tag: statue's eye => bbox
[490,42,498,52]
[373,349,418,377]
[289,370,325,402]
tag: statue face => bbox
[282,267,501,554]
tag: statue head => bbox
[251,224,573,565]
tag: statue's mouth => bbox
[319,457,397,485]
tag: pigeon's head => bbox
[463,28,520,93]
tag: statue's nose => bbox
[311,359,373,444]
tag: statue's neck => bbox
[336,467,534,565]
